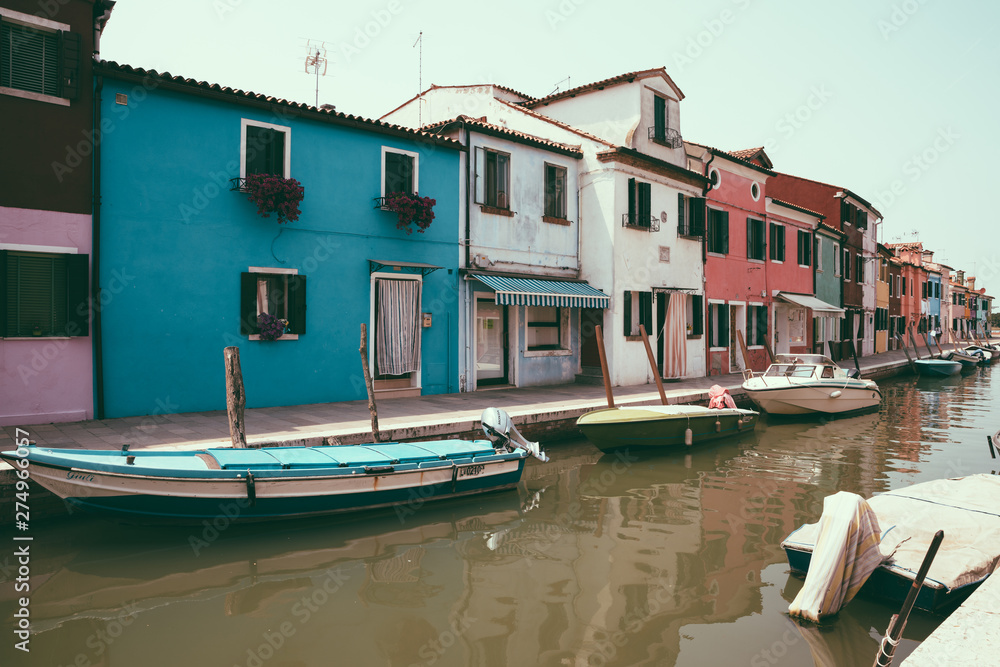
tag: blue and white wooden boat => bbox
[0,408,548,523]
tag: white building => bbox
[382,69,710,387]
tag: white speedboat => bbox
[741,354,881,415]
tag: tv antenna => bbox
[303,40,328,108]
[414,31,423,128]
[549,76,571,96]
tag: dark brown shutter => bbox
[240,272,258,335]
[640,291,652,335]
[677,193,686,235]
[58,30,81,99]
[747,218,752,259]
[638,182,651,226]
[692,294,703,335]
[287,274,307,334]
[64,253,89,336]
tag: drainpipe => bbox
[701,150,715,373]
[462,123,473,391]
[92,73,105,420]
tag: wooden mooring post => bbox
[359,323,382,443]
[223,346,247,448]
[639,324,667,405]
[595,325,615,408]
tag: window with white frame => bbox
[0,9,80,104]
[747,218,766,260]
[474,146,511,210]
[769,222,785,262]
[797,230,811,266]
[833,242,840,276]
[707,208,729,254]
[855,253,864,284]
[240,268,306,338]
[815,237,823,271]
[623,290,652,337]
[526,306,568,351]
[382,147,418,196]
[544,163,567,219]
[241,119,291,178]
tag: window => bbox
[2,251,89,337]
[746,218,765,260]
[833,243,840,276]
[242,119,290,178]
[902,275,906,296]
[855,207,867,229]
[526,306,563,350]
[0,11,80,103]
[383,148,417,196]
[688,294,704,336]
[707,208,729,254]
[769,223,785,262]
[474,147,511,210]
[626,178,652,228]
[707,302,729,348]
[843,249,851,282]
[544,163,567,219]
[623,290,652,336]
[815,237,823,271]
[748,305,768,346]
[653,95,667,142]
[855,254,863,283]
[240,270,306,337]
[797,230,812,266]
[677,194,705,236]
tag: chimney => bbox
[956,270,965,283]
[967,276,976,291]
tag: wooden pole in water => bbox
[907,325,924,360]
[931,333,945,358]
[223,346,247,448]
[595,325,615,408]
[639,324,667,405]
[897,335,916,374]
[736,329,752,374]
[359,323,381,443]
[872,530,944,667]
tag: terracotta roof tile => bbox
[493,98,615,147]
[526,67,684,108]
[97,61,463,149]
[424,115,583,157]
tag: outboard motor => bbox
[481,407,549,462]
[846,368,861,379]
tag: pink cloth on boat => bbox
[708,384,736,409]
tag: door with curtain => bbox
[374,277,421,389]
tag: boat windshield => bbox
[764,364,818,378]
[773,354,837,366]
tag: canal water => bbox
[2,367,998,667]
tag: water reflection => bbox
[1,368,996,666]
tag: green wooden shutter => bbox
[689,198,705,236]
[0,251,6,338]
[677,193,686,235]
[639,291,652,335]
[64,253,89,336]
[627,178,636,223]
[58,30,81,99]
[722,211,729,255]
[240,272,258,335]
[638,182,651,227]
[287,274,307,334]
[623,291,632,336]
[692,294,703,335]
[746,218,752,259]
[653,97,665,140]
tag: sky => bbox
[100,0,1000,298]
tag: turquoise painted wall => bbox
[98,77,461,417]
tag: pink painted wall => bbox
[703,162,770,373]
[1,206,93,425]
[766,210,817,354]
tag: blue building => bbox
[95,62,463,417]
[926,268,942,340]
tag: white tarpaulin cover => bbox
[787,491,888,621]
[784,475,1000,619]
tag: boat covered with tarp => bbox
[782,474,1000,616]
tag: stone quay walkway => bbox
[0,343,921,453]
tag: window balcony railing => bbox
[647,126,683,149]
[229,177,249,192]
[622,213,659,232]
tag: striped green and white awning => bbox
[472,273,610,308]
